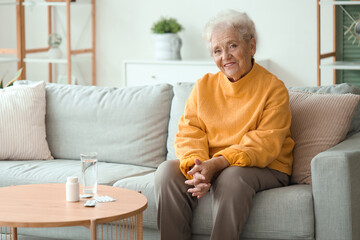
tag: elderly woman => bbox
[154,10,294,240]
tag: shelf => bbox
[0,57,19,63]
[24,57,67,63]
[24,53,91,64]
[319,1,360,5]
[0,0,90,7]
[23,0,91,7]
[0,1,18,5]
[320,61,360,70]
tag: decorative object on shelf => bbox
[0,68,23,89]
[151,17,184,60]
[340,5,360,45]
[45,0,76,2]
[48,33,62,59]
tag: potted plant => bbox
[0,68,23,89]
[151,17,184,60]
[48,33,62,59]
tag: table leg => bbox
[90,220,97,240]
[136,213,143,240]
[12,227,17,240]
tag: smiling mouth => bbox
[224,62,235,67]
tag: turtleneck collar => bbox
[219,62,260,97]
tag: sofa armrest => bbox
[311,132,360,240]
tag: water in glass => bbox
[81,154,98,194]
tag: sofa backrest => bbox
[45,83,174,168]
[166,82,195,160]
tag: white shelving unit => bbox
[317,0,360,86]
[320,0,360,5]
[0,0,96,85]
[320,61,360,70]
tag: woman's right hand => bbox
[187,156,229,183]
[185,156,229,198]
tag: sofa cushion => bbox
[241,185,314,240]
[0,81,53,160]
[288,83,360,138]
[114,173,314,239]
[289,90,360,184]
[44,83,173,168]
[167,82,195,160]
[113,172,158,230]
[0,159,155,188]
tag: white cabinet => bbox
[124,60,217,87]
[124,59,269,87]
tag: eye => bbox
[230,44,237,49]
[213,49,221,55]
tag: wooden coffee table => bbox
[0,184,147,240]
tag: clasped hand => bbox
[185,156,229,199]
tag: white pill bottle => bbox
[66,176,80,202]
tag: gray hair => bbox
[203,10,257,52]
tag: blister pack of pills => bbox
[93,196,116,203]
[84,200,97,207]
[80,194,93,198]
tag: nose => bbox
[222,49,231,60]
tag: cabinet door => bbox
[124,62,219,87]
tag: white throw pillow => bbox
[0,81,53,160]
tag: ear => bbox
[250,38,256,56]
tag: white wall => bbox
[0,0,334,87]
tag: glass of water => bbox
[80,152,98,194]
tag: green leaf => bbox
[5,68,23,88]
[0,73,6,89]
[151,17,183,34]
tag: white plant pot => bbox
[48,48,62,59]
[153,33,182,60]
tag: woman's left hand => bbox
[187,181,211,199]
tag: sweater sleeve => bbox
[175,83,209,179]
[213,79,293,169]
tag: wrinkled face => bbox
[210,27,256,82]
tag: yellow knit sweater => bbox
[175,63,295,179]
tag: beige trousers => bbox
[154,160,289,240]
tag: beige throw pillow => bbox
[289,90,360,184]
[0,81,53,160]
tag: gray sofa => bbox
[1,81,360,240]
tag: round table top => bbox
[0,184,147,228]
